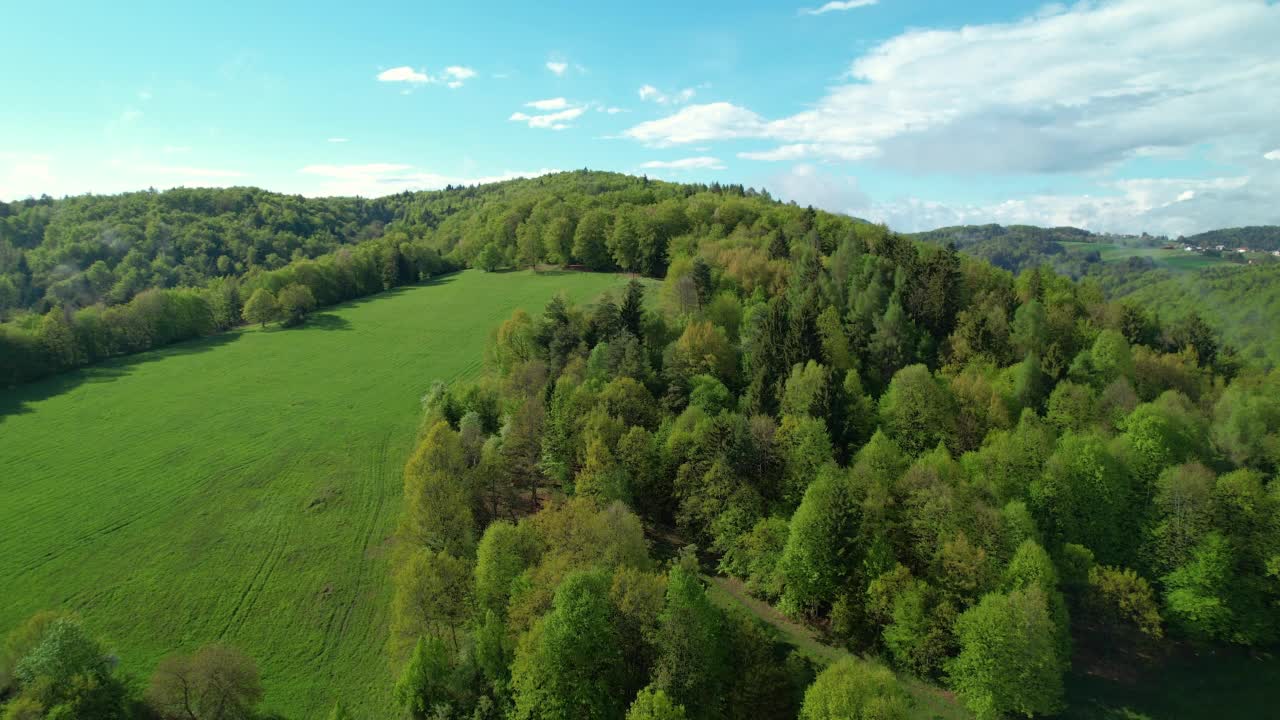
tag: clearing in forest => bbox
[0,269,632,717]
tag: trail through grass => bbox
[0,269,631,717]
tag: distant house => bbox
[1184,246,1195,252]
[1216,244,1226,251]
[1237,247,1249,253]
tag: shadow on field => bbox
[304,313,352,331]
[0,331,242,425]
[0,273,468,424]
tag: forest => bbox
[2,172,1279,719]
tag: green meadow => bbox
[1058,241,1227,273]
[0,269,632,717]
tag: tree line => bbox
[1,172,832,387]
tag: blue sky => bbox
[2,0,1279,234]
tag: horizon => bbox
[3,0,1279,235]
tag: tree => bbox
[509,569,627,720]
[1,610,71,695]
[1030,432,1132,564]
[778,465,859,616]
[653,567,729,720]
[878,364,956,456]
[146,644,264,720]
[690,258,713,308]
[627,686,688,720]
[799,658,910,720]
[948,588,1065,720]
[394,635,454,720]
[277,283,316,326]
[241,288,279,327]
[620,279,646,338]
[391,549,473,655]
[477,243,503,272]
[12,618,113,707]
[573,210,613,271]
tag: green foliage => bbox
[626,686,688,720]
[949,588,1066,720]
[509,569,627,720]
[798,658,910,720]
[879,364,956,456]
[1031,432,1132,564]
[1085,565,1164,638]
[778,466,859,616]
[277,283,317,326]
[395,635,455,719]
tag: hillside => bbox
[1117,263,1280,368]
[1183,225,1280,252]
[0,269,634,717]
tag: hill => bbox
[0,269,634,716]
[1116,263,1280,368]
[1182,225,1280,252]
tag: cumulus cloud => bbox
[629,0,1280,174]
[638,85,697,105]
[377,64,477,88]
[640,156,725,170]
[509,106,586,130]
[800,0,878,16]
[377,66,430,84]
[546,61,568,76]
[526,97,569,111]
[298,164,557,197]
[1266,149,1280,161]
[625,102,767,146]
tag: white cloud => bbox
[599,106,625,115]
[800,0,878,15]
[640,156,725,170]
[509,105,587,130]
[637,84,697,105]
[377,66,430,84]
[1265,149,1280,161]
[624,102,767,146]
[546,61,568,76]
[327,137,349,143]
[771,163,1277,235]
[377,64,479,89]
[627,0,1280,174]
[297,164,557,197]
[526,97,569,111]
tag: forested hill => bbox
[0,171,864,385]
[1183,225,1280,251]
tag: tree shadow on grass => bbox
[304,313,352,331]
[0,272,468,424]
[0,331,243,426]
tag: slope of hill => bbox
[0,269,633,716]
[1183,225,1280,252]
[1117,263,1280,368]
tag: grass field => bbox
[1059,241,1227,273]
[0,269,633,717]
